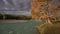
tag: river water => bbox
[0,20,45,34]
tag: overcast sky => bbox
[0,0,31,16]
[0,0,60,16]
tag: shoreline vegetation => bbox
[0,14,32,20]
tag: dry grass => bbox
[38,22,60,34]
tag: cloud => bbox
[3,0,8,5]
[0,11,30,16]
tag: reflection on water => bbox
[9,31,13,34]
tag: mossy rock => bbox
[38,23,60,34]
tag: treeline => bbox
[0,14,32,20]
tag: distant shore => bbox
[0,20,31,24]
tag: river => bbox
[0,20,45,34]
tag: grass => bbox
[38,21,60,34]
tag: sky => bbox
[0,0,31,16]
[0,0,60,16]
